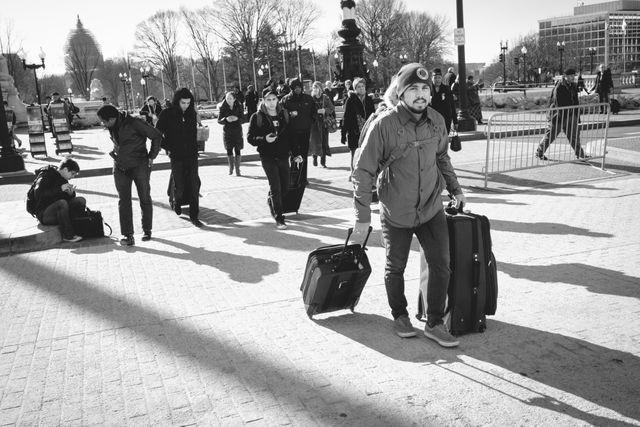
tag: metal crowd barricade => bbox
[483,103,610,187]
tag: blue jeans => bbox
[113,162,153,236]
[40,197,86,239]
[381,209,450,325]
[260,156,289,218]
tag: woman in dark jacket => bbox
[139,96,162,126]
[247,89,301,230]
[341,77,374,178]
[217,91,245,175]
[156,88,202,226]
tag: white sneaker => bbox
[424,323,459,348]
[63,235,83,243]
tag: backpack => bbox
[26,166,57,217]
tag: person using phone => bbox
[247,89,300,230]
[217,91,245,176]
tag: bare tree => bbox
[65,16,104,99]
[181,8,222,99]
[274,0,320,48]
[134,11,181,91]
[357,0,404,59]
[399,12,449,69]
[97,59,125,106]
[0,19,24,78]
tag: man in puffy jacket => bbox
[280,78,317,184]
[33,158,85,243]
[97,104,162,246]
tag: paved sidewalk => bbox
[0,170,638,425]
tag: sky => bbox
[3,0,588,75]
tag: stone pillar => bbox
[0,56,28,124]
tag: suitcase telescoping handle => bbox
[446,194,465,215]
[344,226,373,262]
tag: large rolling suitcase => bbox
[167,172,202,209]
[301,227,373,319]
[417,205,498,335]
[282,161,306,214]
[610,98,620,115]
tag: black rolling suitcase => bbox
[610,98,620,114]
[167,172,201,209]
[282,161,306,214]
[416,205,498,335]
[301,227,373,319]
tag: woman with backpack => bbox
[247,89,302,230]
[217,91,245,175]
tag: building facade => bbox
[539,0,640,73]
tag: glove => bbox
[351,222,371,245]
[453,193,467,211]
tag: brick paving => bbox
[1,123,639,425]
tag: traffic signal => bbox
[499,54,505,63]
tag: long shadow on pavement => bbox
[499,261,640,299]
[315,314,640,425]
[490,219,614,238]
[3,256,412,425]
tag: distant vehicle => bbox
[491,81,525,92]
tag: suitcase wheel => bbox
[478,323,486,333]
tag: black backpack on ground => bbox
[26,166,57,218]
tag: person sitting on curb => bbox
[32,158,85,243]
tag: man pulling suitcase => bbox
[351,63,467,348]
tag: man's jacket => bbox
[353,104,462,228]
[280,92,316,132]
[108,112,162,170]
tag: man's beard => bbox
[405,101,427,114]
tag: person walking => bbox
[97,104,163,246]
[139,96,162,126]
[156,88,202,227]
[217,91,245,176]
[247,89,302,230]
[429,68,458,134]
[341,77,374,178]
[245,85,259,119]
[351,63,466,348]
[593,64,614,113]
[279,78,316,184]
[31,158,85,243]
[443,67,457,88]
[309,81,334,168]
[536,68,589,161]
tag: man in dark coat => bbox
[443,67,457,88]
[156,88,202,227]
[280,78,317,183]
[536,68,588,161]
[97,104,163,246]
[429,68,458,134]
[245,85,259,118]
[593,64,614,113]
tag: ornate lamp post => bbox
[557,41,565,74]
[140,66,151,99]
[455,0,476,132]
[588,47,597,73]
[16,47,46,127]
[521,46,527,83]
[119,72,129,111]
[140,78,147,99]
[399,53,408,64]
[336,0,367,82]
[372,59,379,87]
[296,44,302,81]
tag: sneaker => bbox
[174,204,182,216]
[141,232,152,241]
[63,235,83,243]
[393,315,417,338]
[312,157,318,166]
[120,235,135,246]
[577,154,592,162]
[191,219,204,227]
[424,323,459,348]
[536,151,549,161]
[276,217,287,230]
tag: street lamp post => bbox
[455,0,476,132]
[119,72,129,111]
[521,46,527,83]
[17,47,46,129]
[372,59,379,88]
[297,44,302,81]
[557,41,565,74]
[399,53,407,64]
[514,56,520,82]
[140,66,151,99]
[588,47,597,73]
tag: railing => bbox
[483,103,610,187]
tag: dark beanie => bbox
[432,68,442,76]
[395,63,430,97]
[262,88,278,98]
[564,68,576,76]
[290,78,303,90]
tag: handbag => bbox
[449,130,462,152]
[322,98,339,133]
[71,208,112,238]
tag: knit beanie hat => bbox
[395,63,430,97]
[290,78,303,90]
